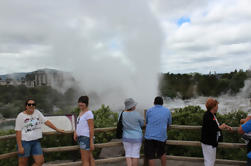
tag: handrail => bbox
[0,140,245,160]
[0,125,245,165]
[0,125,239,141]
[0,128,114,141]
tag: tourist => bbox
[144,96,172,166]
[238,99,251,166]
[74,96,95,166]
[201,98,232,166]
[15,99,64,166]
[120,98,144,166]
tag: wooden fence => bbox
[0,125,247,165]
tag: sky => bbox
[0,0,251,75]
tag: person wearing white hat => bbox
[119,98,144,166]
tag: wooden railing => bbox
[0,125,247,165]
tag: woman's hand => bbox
[73,132,77,142]
[18,146,24,154]
[219,123,226,130]
[225,124,232,131]
[219,123,232,130]
[90,142,95,151]
[56,128,65,133]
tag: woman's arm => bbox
[87,119,94,151]
[16,131,24,154]
[238,125,245,134]
[44,120,64,133]
[73,130,77,142]
[219,123,232,130]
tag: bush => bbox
[0,130,17,166]
[0,105,118,165]
[0,105,248,165]
[167,106,247,160]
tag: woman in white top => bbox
[74,96,95,166]
[15,99,64,166]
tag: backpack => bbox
[116,111,124,139]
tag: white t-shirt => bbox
[76,110,94,137]
[214,115,221,141]
[15,109,47,141]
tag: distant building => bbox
[0,78,25,86]
[0,69,76,89]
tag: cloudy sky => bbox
[0,0,251,75]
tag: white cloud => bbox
[0,0,251,108]
[156,0,251,73]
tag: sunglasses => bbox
[27,103,36,106]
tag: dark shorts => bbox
[78,136,90,150]
[17,140,43,157]
[144,139,166,159]
[248,158,251,166]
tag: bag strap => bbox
[119,111,124,122]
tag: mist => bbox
[46,0,164,111]
[165,75,251,114]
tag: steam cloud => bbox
[47,0,164,111]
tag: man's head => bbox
[154,96,163,105]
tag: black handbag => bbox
[116,111,124,139]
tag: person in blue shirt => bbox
[144,96,172,166]
[120,98,144,166]
[238,116,251,166]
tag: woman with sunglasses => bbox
[15,99,64,166]
[74,96,95,166]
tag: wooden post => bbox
[143,109,148,166]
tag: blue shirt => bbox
[119,111,144,143]
[242,120,251,158]
[144,105,172,142]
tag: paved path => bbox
[43,159,242,166]
[100,160,236,166]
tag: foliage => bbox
[160,70,249,98]
[0,105,249,165]
[0,69,249,119]
[0,105,118,165]
[0,85,80,118]
[0,130,17,166]
[72,104,118,157]
[167,106,247,161]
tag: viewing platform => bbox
[0,125,247,166]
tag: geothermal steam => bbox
[49,0,164,111]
